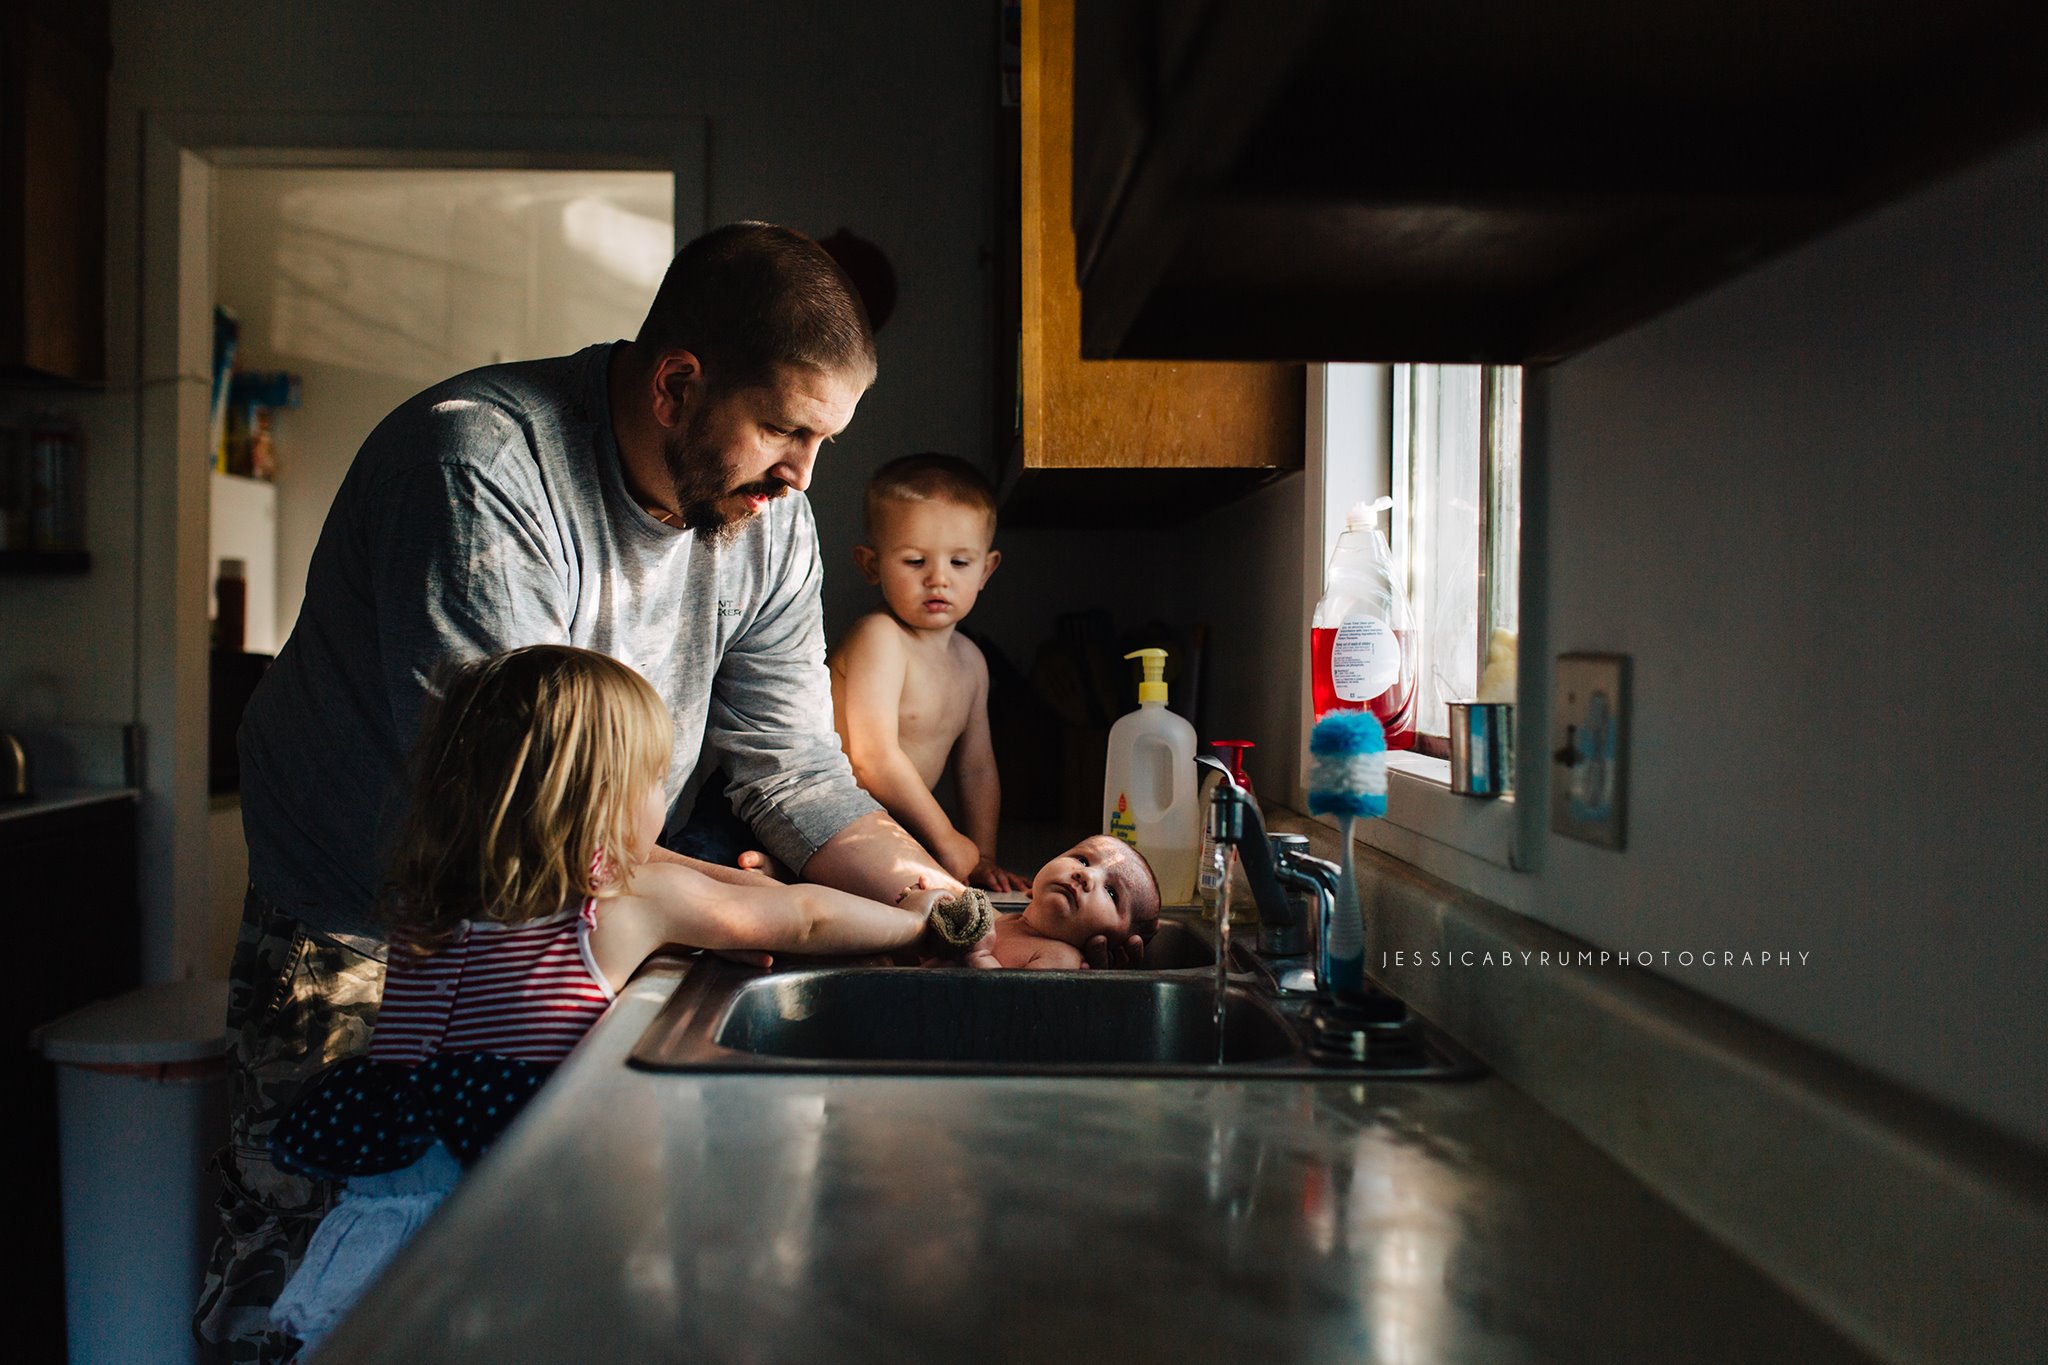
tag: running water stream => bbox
[1212,847,1237,1065]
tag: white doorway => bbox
[134,115,701,981]
[198,167,674,971]
[209,167,674,652]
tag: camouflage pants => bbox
[193,887,384,1364]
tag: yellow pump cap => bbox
[1125,647,1169,704]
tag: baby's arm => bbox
[831,617,980,880]
[952,647,1028,893]
[589,861,933,989]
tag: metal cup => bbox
[1447,702,1514,798]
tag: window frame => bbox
[1298,365,1536,885]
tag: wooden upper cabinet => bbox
[1005,0,1301,519]
[1071,0,2048,364]
[1,1,109,385]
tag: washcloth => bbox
[924,888,995,951]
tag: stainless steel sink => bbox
[708,970,1295,1067]
[1130,915,1224,970]
[630,915,1483,1080]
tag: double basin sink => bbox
[630,914,1481,1081]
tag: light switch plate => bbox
[1550,654,1629,850]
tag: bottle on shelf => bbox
[0,422,25,550]
[1310,498,1417,749]
[214,558,247,653]
[28,411,84,552]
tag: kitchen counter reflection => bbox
[315,961,1872,1363]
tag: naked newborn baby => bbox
[969,834,1163,970]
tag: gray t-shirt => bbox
[239,342,877,946]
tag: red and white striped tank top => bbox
[369,900,615,1066]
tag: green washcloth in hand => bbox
[924,888,995,952]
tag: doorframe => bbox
[133,110,705,979]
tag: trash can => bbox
[35,979,231,1365]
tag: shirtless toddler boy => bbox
[969,835,1162,970]
[831,454,1025,891]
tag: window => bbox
[1303,364,1526,876]
[1391,364,1522,751]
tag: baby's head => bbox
[1022,835,1162,949]
[854,453,1001,633]
[384,645,674,943]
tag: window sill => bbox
[1387,753,1520,869]
[1302,751,1520,871]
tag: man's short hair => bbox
[637,222,878,393]
[863,453,999,541]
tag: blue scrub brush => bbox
[1307,711,1388,997]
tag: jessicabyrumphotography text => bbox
[1380,949,1812,969]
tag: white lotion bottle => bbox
[1103,647,1199,904]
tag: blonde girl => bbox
[267,645,973,1355]
[377,642,951,992]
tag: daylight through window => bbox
[1390,364,1521,749]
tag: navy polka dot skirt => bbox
[271,1053,554,1179]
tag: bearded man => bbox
[197,223,957,1362]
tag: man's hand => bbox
[1083,933,1145,970]
[649,844,782,887]
[967,857,1029,894]
[736,849,791,882]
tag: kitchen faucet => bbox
[1194,755,1289,922]
[1272,836,1343,996]
[1196,755,1370,1002]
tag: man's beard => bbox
[660,407,789,545]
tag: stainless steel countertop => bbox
[317,961,1872,1363]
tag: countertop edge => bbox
[311,963,689,1362]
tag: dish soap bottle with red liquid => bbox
[1311,498,1417,749]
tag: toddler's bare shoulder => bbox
[835,611,910,660]
[848,609,907,640]
[949,633,992,679]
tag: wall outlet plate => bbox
[1550,653,1629,850]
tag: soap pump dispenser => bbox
[1103,648,1199,905]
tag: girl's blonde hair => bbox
[381,645,672,948]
